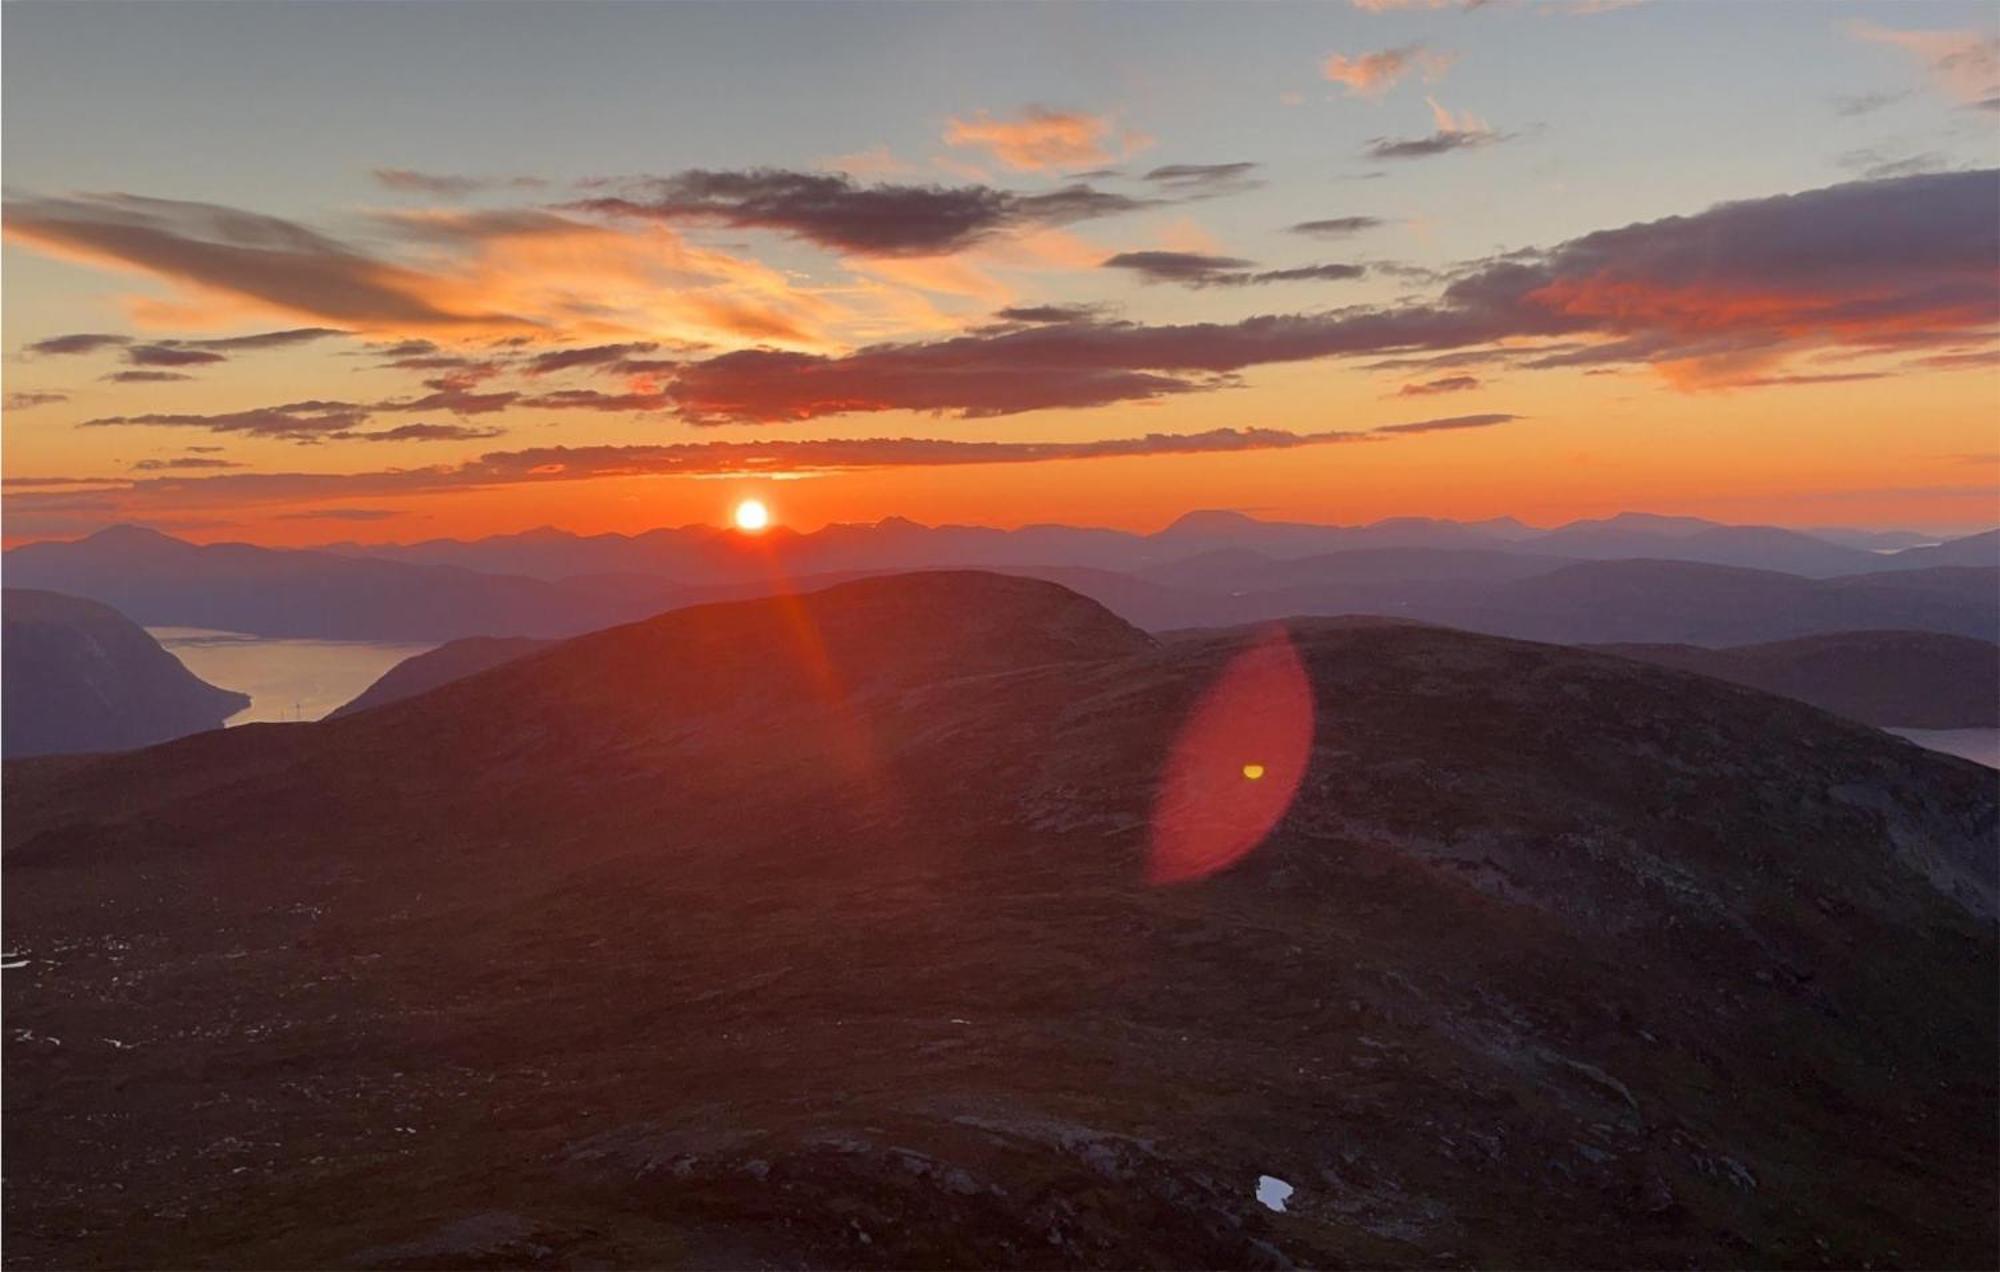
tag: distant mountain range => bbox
[6,572,1992,1268]
[318,510,1996,583]
[8,515,1996,645]
[2,525,681,640]
[2,588,248,757]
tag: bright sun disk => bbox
[733,498,771,532]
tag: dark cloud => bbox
[1397,375,1482,396]
[102,370,195,383]
[372,339,440,358]
[125,345,228,368]
[1366,129,1502,160]
[650,168,1999,417]
[4,193,519,329]
[1141,162,1262,196]
[522,342,661,376]
[24,332,130,356]
[515,389,672,413]
[1370,412,1520,435]
[1102,251,1364,288]
[993,305,1103,324]
[1289,216,1387,238]
[177,327,348,351]
[131,457,246,471]
[5,391,68,409]
[569,169,1148,257]
[374,387,520,416]
[81,400,371,442]
[345,423,507,442]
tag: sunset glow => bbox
[0,2,1993,547]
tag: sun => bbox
[732,498,771,533]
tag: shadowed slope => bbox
[1594,630,2000,728]
[4,572,1993,1269]
[1,588,249,757]
[329,636,557,718]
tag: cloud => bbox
[102,370,195,383]
[347,423,507,442]
[81,400,372,442]
[125,344,228,367]
[24,332,131,356]
[176,327,348,351]
[1322,45,1455,97]
[644,168,1999,415]
[372,169,547,198]
[1370,411,1518,434]
[992,304,1103,324]
[3,193,521,331]
[1366,97,1504,159]
[1290,216,1388,239]
[1103,250,1365,288]
[521,341,662,376]
[515,389,672,413]
[1835,148,1951,181]
[569,168,1148,258]
[942,107,1147,172]
[1142,163,1262,196]
[1397,374,1482,395]
[275,507,408,521]
[131,457,245,471]
[1832,89,1907,117]
[5,391,69,409]
[1846,22,2000,107]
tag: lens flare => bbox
[1148,627,1314,885]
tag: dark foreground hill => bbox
[1594,631,2000,729]
[329,636,557,718]
[1,589,248,758]
[4,573,1994,1269]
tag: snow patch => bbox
[1256,1174,1294,1213]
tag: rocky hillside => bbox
[1593,630,2000,728]
[4,572,1993,1269]
[329,636,556,718]
[2,588,249,757]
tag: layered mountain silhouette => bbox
[1594,631,2000,729]
[2,525,681,641]
[10,517,1997,646]
[2,588,249,758]
[5,572,1993,1268]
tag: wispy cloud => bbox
[1396,374,1481,396]
[1322,44,1456,98]
[5,391,68,409]
[1102,250,1365,288]
[1846,21,2000,108]
[942,107,1150,172]
[1365,97,1505,159]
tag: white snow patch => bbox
[1256,1174,1294,1213]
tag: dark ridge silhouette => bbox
[1,524,679,640]
[1,588,248,757]
[1589,630,2000,728]
[329,636,556,718]
[4,572,1992,1269]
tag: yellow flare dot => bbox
[1241,764,1266,781]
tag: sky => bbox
[3,0,1996,545]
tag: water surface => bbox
[149,628,436,724]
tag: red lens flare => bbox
[1147,626,1314,886]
